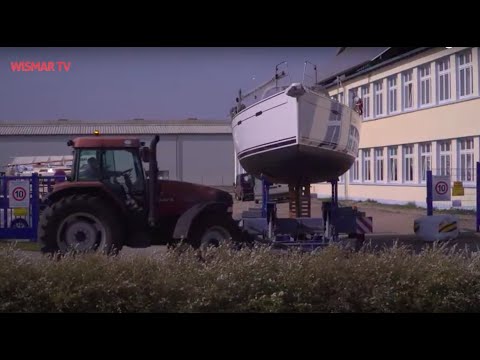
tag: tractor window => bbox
[76,149,144,193]
[77,150,101,180]
[103,150,138,183]
[102,149,144,192]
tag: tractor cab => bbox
[68,135,149,211]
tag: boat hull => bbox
[239,143,354,184]
[232,84,362,184]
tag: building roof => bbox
[319,47,431,88]
[0,119,232,136]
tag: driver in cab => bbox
[81,157,101,180]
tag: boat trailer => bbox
[239,178,373,251]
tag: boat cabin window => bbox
[262,86,288,99]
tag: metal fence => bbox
[425,165,478,210]
[0,174,66,241]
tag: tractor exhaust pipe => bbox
[148,135,160,226]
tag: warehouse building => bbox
[312,47,480,209]
[0,119,234,186]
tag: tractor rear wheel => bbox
[188,213,244,251]
[38,194,124,255]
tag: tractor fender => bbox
[172,201,230,240]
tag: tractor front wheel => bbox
[188,213,243,251]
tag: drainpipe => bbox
[234,148,237,184]
[345,171,349,200]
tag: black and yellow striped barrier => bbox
[438,221,458,233]
[414,215,459,242]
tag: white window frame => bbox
[418,64,432,107]
[437,57,451,103]
[374,81,384,117]
[388,146,398,182]
[458,138,475,183]
[374,148,384,182]
[402,71,414,110]
[387,76,397,114]
[361,85,371,119]
[363,149,372,182]
[347,125,360,156]
[419,143,432,183]
[350,158,360,182]
[438,140,451,177]
[457,50,474,99]
[348,89,357,107]
[404,145,414,182]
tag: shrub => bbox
[1,243,480,312]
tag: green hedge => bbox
[1,243,480,312]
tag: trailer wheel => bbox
[188,213,242,251]
[38,194,124,255]
[352,233,365,252]
[10,218,29,229]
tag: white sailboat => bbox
[230,61,363,185]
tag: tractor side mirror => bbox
[140,147,150,163]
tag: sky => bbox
[0,47,386,122]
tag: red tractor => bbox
[38,134,243,254]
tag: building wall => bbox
[312,47,480,209]
[0,134,234,186]
[180,134,234,186]
[152,135,178,180]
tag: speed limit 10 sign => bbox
[8,180,30,208]
[432,175,451,201]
